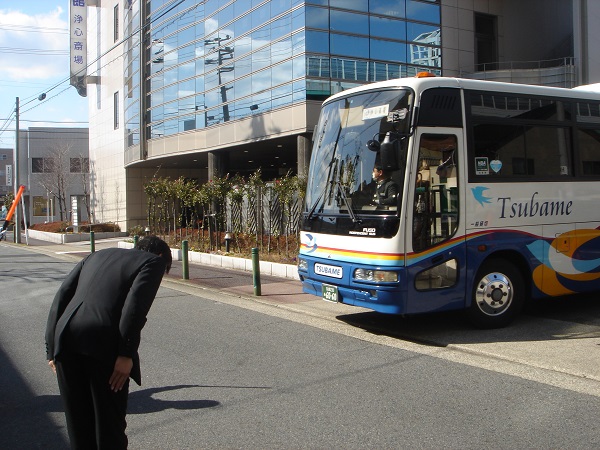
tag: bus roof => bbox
[323,76,600,105]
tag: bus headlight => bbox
[298,258,308,271]
[354,268,398,282]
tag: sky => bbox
[0,1,88,150]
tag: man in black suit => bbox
[46,236,172,449]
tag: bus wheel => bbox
[467,259,525,328]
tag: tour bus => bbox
[297,74,600,328]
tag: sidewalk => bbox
[5,232,325,309]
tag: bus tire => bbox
[467,259,525,329]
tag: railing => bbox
[460,57,577,88]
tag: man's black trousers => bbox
[55,353,129,450]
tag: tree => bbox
[36,141,73,221]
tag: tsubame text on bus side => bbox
[497,192,572,219]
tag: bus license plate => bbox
[322,284,339,303]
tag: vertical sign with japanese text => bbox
[5,165,12,187]
[70,0,87,96]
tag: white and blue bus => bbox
[297,74,600,328]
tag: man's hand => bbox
[48,360,56,374]
[109,356,133,392]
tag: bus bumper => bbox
[301,278,407,315]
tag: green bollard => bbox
[90,230,95,253]
[133,234,139,248]
[251,247,261,296]
[182,240,189,280]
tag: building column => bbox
[208,151,228,180]
[297,134,311,178]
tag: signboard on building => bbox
[70,0,88,97]
[6,164,12,187]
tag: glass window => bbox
[234,36,252,58]
[370,0,406,18]
[306,30,330,54]
[272,59,293,85]
[293,55,306,78]
[406,0,440,24]
[271,0,292,17]
[471,124,571,178]
[292,30,306,55]
[234,13,252,37]
[235,55,252,78]
[576,101,600,123]
[471,94,565,121]
[271,13,292,41]
[234,76,252,101]
[370,16,406,41]
[413,134,459,252]
[306,6,329,30]
[271,83,293,109]
[70,157,90,173]
[330,10,368,35]
[292,79,306,102]
[330,33,368,58]
[292,6,305,30]
[371,39,407,63]
[330,0,368,11]
[218,3,234,26]
[252,47,270,72]
[577,128,600,176]
[252,27,270,51]
[252,3,270,28]
[407,22,441,44]
[234,0,251,18]
[272,35,292,63]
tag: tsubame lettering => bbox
[497,192,572,219]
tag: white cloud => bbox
[0,6,68,81]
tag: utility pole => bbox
[14,97,20,244]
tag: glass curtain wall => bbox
[124,0,440,147]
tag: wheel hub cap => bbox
[475,272,512,316]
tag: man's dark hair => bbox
[136,236,172,274]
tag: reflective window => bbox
[578,129,600,176]
[234,13,252,37]
[252,3,270,28]
[271,0,292,17]
[272,36,292,63]
[370,0,406,18]
[234,0,252,18]
[272,83,293,109]
[292,31,306,55]
[407,0,440,23]
[370,16,406,41]
[330,0,368,12]
[331,33,369,58]
[272,59,293,85]
[306,6,329,29]
[407,22,440,43]
[292,6,305,30]
[330,10,368,35]
[271,13,292,41]
[293,55,306,78]
[306,30,330,54]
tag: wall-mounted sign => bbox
[70,0,87,97]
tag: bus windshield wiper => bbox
[306,187,326,220]
[335,181,361,223]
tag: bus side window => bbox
[413,134,459,252]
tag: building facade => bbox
[83,0,599,230]
[20,127,91,226]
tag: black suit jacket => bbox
[45,248,166,385]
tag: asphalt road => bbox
[2,243,600,449]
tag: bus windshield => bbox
[305,89,413,221]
